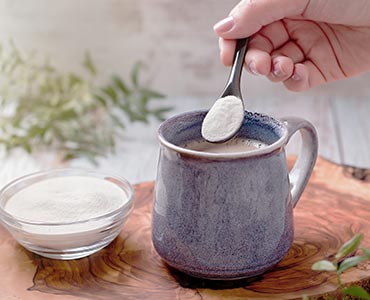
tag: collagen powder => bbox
[201,95,244,142]
[4,176,128,223]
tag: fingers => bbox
[284,61,326,91]
[220,38,309,90]
[271,41,305,64]
[243,53,326,92]
[219,38,236,66]
[214,0,308,39]
[245,21,289,54]
[254,21,290,50]
[223,51,325,92]
[283,63,310,91]
[267,56,294,82]
[245,49,272,76]
[220,38,273,75]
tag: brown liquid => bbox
[182,138,267,153]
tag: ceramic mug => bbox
[152,110,318,280]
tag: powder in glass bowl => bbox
[4,176,128,223]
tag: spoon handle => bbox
[220,38,249,99]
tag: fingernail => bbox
[291,72,301,81]
[214,16,234,34]
[272,62,284,77]
[248,61,259,75]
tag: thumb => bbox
[214,0,309,39]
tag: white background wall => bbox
[1,0,370,99]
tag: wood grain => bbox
[1,157,370,300]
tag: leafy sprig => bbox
[0,42,172,163]
[310,233,370,300]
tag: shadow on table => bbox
[167,265,263,290]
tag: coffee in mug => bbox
[182,138,267,153]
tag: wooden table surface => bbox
[0,95,369,299]
[0,157,370,300]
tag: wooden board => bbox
[1,157,370,300]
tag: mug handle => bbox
[282,117,318,207]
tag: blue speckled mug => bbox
[152,110,318,280]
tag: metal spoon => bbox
[201,38,248,143]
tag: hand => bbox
[214,0,370,91]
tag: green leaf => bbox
[312,260,337,272]
[118,102,133,118]
[27,125,47,138]
[130,112,149,123]
[82,52,97,76]
[335,233,363,260]
[112,75,130,97]
[152,107,173,121]
[93,94,108,107]
[63,152,77,161]
[140,88,165,99]
[337,256,367,274]
[101,86,118,104]
[362,247,370,258]
[58,109,79,121]
[153,107,173,114]
[131,62,141,86]
[110,113,126,129]
[342,286,370,299]
[68,73,83,86]
[23,141,32,153]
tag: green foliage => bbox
[335,233,364,260]
[337,256,367,274]
[310,233,370,300]
[0,42,172,163]
[312,260,337,272]
[342,286,370,300]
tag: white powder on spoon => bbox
[4,176,128,223]
[201,95,244,142]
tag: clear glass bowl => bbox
[0,169,134,260]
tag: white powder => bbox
[3,176,131,252]
[4,176,128,223]
[201,95,244,142]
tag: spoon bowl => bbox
[201,38,249,143]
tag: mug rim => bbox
[158,110,289,159]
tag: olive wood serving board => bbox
[1,157,370,300]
